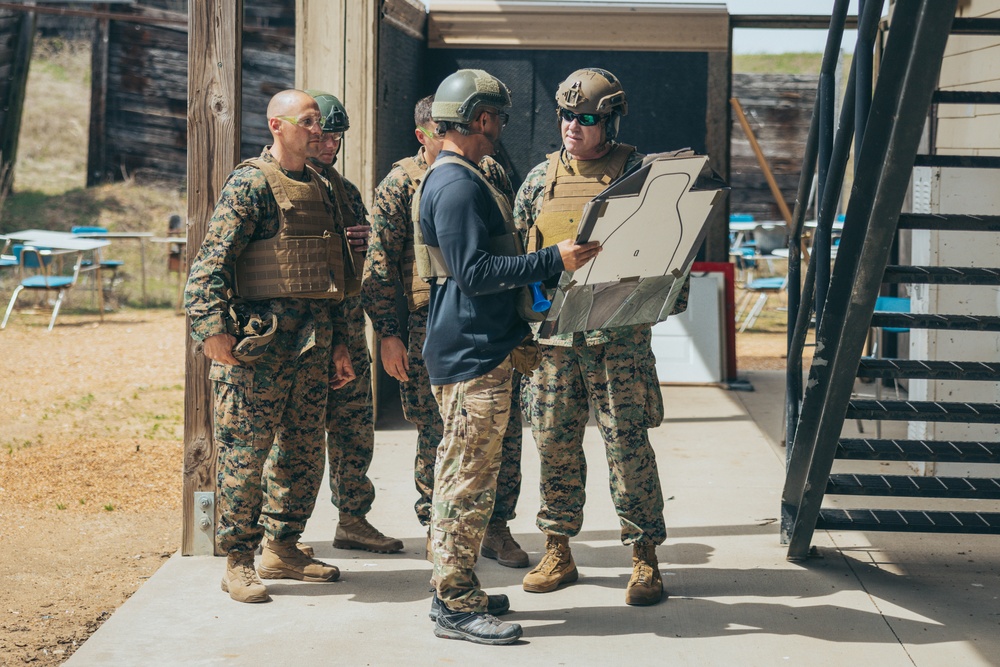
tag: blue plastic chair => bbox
[1,244,81,331]
[71,226,123,300]
[856,296,911,436]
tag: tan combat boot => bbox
[333,513,404,553]
[481,519,529,568]
[221,552,270,603]
[258,538,340,582]
[522,535,578,593]
[625,543,663,606]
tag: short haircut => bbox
[414,94,434,128]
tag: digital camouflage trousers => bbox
[521,330,667,546]
[212,342,329,555]
[325,300,376,517]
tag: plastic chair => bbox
[855,296,911,436]
[1,244,81,331]
[71,226,123,302]
[737,276,787,332]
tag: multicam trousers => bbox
[325,299,376,517]
[404,310,522,527]
[521,330,667,546]
[212,343,329,555]
[430,356,513,612]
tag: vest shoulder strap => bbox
[395,156,426,189]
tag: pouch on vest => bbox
[235,232,346,302]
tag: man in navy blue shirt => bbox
[418,69,601,645]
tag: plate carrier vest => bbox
[233,158,347,302]
[410,155,542,321]
[395,156,431,312]
[527,143,636,252]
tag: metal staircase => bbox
[780,0,1000,560]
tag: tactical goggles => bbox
[559,109,604,126]
[275,114,324,130]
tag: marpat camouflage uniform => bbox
[361,148,523,527]
[185,147,348,556]
[513,147,675,547]
[315,164,377,517]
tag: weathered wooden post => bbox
[182,0,243,556]
[0,7,35,196]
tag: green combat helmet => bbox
[228,307,278,363]
[431,69,512,125]
[306,89,350,133]
[555,67,628,140]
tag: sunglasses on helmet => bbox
[559,109,604,126]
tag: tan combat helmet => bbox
[555,67,628,140]
[431,69,512,126]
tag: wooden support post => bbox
[0,9,35,196]
[296,0,381,418]
[183,0,243,557]
[295,0,379,208]
[730,97,794,226]
[86,9,109,187]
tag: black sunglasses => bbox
[484,109,510,128]
[559,109,603,126]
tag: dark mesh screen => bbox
[423,49,709,188]
[375,21,426,184]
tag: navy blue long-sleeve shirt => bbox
[419,151,563,385]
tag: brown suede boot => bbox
[221,553,269,603]
[334,513,404,553]
[522,535,578,593]
[625,543,663,606]
[481,520,529,568]
[258,538,340,582]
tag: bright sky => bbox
[422,1,863,54]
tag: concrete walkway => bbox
[67,371,1000,666]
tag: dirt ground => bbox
[0,301,790,665]
[0,308,185,666]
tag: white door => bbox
[650,274,724,384]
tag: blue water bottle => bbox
[529,282,551,313]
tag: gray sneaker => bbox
[433,608,522,645]
[428,593,510,621]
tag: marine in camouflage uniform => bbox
[186,91,348,604]
[307,90,402,554]
[515,68,682,606]
[362,96,528,568]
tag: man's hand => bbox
[555,239,602,271]
[380,335,410,382]
[345,224,371,255]
[329,343,357,390]
[201,333,239,365]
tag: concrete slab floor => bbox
[66,380,1000,666]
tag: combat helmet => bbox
[431,69,511,125]
[555,67,628,140]
[305,89,350,133]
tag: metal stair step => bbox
[817,509,1000,534]
[933,90,1000,105]
[913,154,1000,169]
[871,312,1000,332]
[857,358,1000,381]
[897,214,1000,232]
[951,17,1000,35]
[827,473,1000,499]
[837,438,1000,463]
[883,265,1000,285]
[846,399,1000,423]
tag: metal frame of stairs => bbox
[780,0,1000,560]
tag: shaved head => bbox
[267,89,318,125]
[265,89,323,171]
